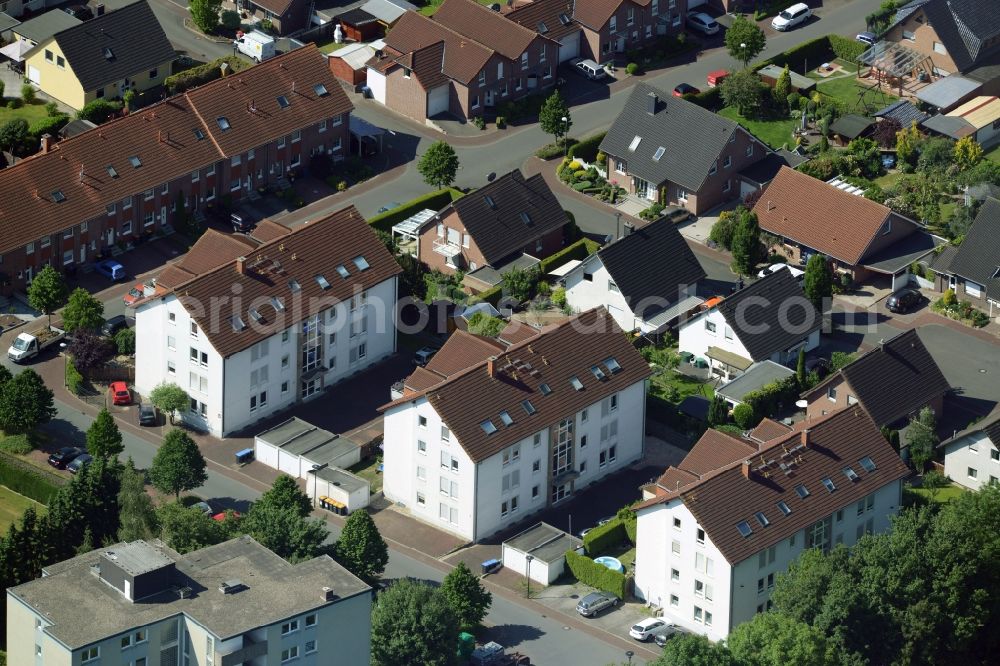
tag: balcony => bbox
[432,238,462,259]
[219,635,268,666]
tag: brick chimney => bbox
[236,256,246,275]
[741,460,751,479]
[40,133,52,154]
[801,429,810,447]
[487,356,497,378]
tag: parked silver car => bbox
[576,591,619,617]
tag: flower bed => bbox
[556,158,625,204]
[932,290,991,328]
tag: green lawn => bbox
[719,106,798,150]
[904,483,965,507]
[816,75,898,111]
[347,457,383,494]
[874,171,904,189]
[418,0,493,15]
[317,40,349,54]
[0,485,45,535]
[805,59,860,80]
[0,100,50,127]
[649,368,714,404]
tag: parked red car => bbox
[706,69,730,87]
[673,83,700,97]
[110,381,131,406]
[123,282,147,306]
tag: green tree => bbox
[27,265,67,325]
[149,382,190,424]
[114,327,136,355]
[189,0,222,33]
[953,136,984,171]
[334,509,389,582]
[501,265,538,302]
[417,141,459,189]
[730,208,761,276]
[732,403,757,430]
[895,120,922,167]
[830,351,855,371]
[122,88,136,113]
[539,89,572,148]
[62,287,105,333]
[86,408,124,460]
[796,347,807,386]
[370,579,459,666]
[803,254,833,311]
[149,429,208,499]
[156,501,228,553]
[709,210,738,250]
[21,83,35,103]
[440,562,492,627]
[727,611,836,666]
[917,136,954,174]
[0,369,56,435]
[242,502,328,562]
[725,14,767,67]
[773,65,792,109]
[0,118,28,154]
[117,459,158,542]
[256,474,313,518]
[906,406,938,472]
[707,396,729,427]
[720,69,766,118]
[845,137,882,179]
[220,8,241,31]
[465,312,506,337]
[654,633,734,666]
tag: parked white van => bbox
[771,2,812,31]
[234,30,276,62]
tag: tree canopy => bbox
[149,382,190,423]
[440,561,492,627]
[117,459,158,542]
[189,0,222,33]
[333,509,389,582]
[62,287,105,334]
[86,408,124,460]
[803,254,833,311]
[241,502,328,563]
[725,15,767,67]
[539,90,572,141]
[730,208,761,276]
[720,69,767,119]
[371,579,459,666]
[0,369,56,435]
[256,474,313,518]
[149,429,208,499]
[27,265,67,325]
[417,141,459,189]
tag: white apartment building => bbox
[135,207,400,437]
[941,405,1000,489]
[562,217,705,334]
[678,268,820,380]
[381,308,651,542]
[633,407,909,641]
[6,536,372,666]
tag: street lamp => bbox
[59,342,68,388]
[309,462,329,508]
[626,650,635,665]
[561,116,569,156]
[525,554,534,599]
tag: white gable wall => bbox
[943,432,1000,489]
[564,256,641,333]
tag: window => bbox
[418,415,427,428]
[902,30,916,41]
[758,545,776,568]
[696,528,705,544]
[292,129,301,143]
[627,7,634,25]
[56,55,65,68]
[992,449,1000,461]
[82,647,100,662]
[318,118,327,133]
[969,467,978,479]
[521,52,528,69]
[480,419,498,434]
[821,478,836,492]
[671,568,679,582]
[694,606,703,623]
[167,360,176,374]
[777,500,791,516]
[737,520,753,537]
[843,466,859,481]
[723,155,732,168]
[670,594,678,607]
[522,400,536,415]
[705,320,717,333]
[45,49,53,61]
[416,491,426,506]
[532,485,539,499]
[858,456,876,472]
[332,113,343,126]
[281,619,299,634]
[610,15,617,32]
[673,517,682,529]
[122,634,133,648]
[499,411,514,427]
[671,540,681,555]
[755,511,769,527]
[281,646,298,663]
[933,41,947,54]
[417,440,427,454]
[827,386,837,401]
[795,484,810,498]
[305,640,317,654]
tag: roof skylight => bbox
[128,155,141,168]
[499,411,514,426]
[231,315,246,331]
[277,95,290,109]
[314,83,329,97]
[480,419,498,435]
[106,165,118,178]
[628,135,641,152]
[289,279,301,292]
[569,376,584,391]
[795,484,810,499]
[822,478,837,492]
[859,456,877,472]
[520,212,533,227]
[271,296,285,311]
[335,265,350,278]
[653,146,665,161]
[217,117,231,131]
[736,521,753,537]
[537,21,548,33]
[777,501,792,516]
[193,128,205,141]
[353,256,370,271]
[754,511,769,527]
[249,308,263,323]
[590,365,607,381]
[843,466,859,482]
[558,12,571,25]
[51,190,65,203]
[604,357,622,373]
[539,383,552,396]
[315,275,331,290]
[522,400,536,415]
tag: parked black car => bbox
[138,404,158,427]
[231,212,255,233]
[886,287,923,313]
[67,453,93,474]
[48,446,85,469]
[102,315,132,337]
[653,624,687,647]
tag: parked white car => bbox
[757,263,805,281]
[629,617,667,641]
[687,12,720,36]
[771,2,812,31]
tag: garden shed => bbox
[829,114,876,145]
[309,466,370,514]
[502,522,582,585]
[758,64,815,94]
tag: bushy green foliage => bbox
[732,403,758,430]
[626,62,640,75]
[565,549,628,599]
[164,56,248,94]
[742,377,800,424]
[75,99,122,124]
[582,517,629,556]
[417,141,459,189]
[220,9,241,30]
[828,34,867,62]
[566,131,606,162]
[366,188,464,233]
[465,312,506,338]
[333,509,388,582]
[0,434,32,455]
[65,358,84,395]
[0,456,60,504]
[27,114,69,141]
[114,327,135,356]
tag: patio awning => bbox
[859,41,931,79]
[547,259,581,277]
[705,346,753,372]
[391,208,436,238]
[0,39,32,62]
[643,294,705,330]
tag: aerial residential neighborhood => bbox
[1,0,999,665]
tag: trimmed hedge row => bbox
[66,357,84,395]
[742,376,801,424]
[165,56,249,94]
[366,188,464,233]
[756,36,834,75]
[0,453,63,505]
[685,86,722,111]
[829,34,867,63]
[567,131,607,163]
[565,549,628,599]
[473,237,600,305]
[583,518,628,556]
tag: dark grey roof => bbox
[922,113,976,138]
[58,118,97,138]
[861,230,942,273]
[15,9,81,43]
[893,0,1000,72]
[596,217,706,319]
[939,403,1000,448]
[716,269,821,362]
[51,0,175,93]
[600,83,749,191]
[874,100,930,126]
[464,253,541,288]
[915,75,982,109]
[338,7,379,24]
[965,183,1000,201]
[829,114,875,139]
[717,360,795,403]
[930,244,958,273]
[947,196,1000,298]
[446,169,566,266]
[814,328,951,427]
[738,150,804,186]
[0,11,20,34]
[503,522,582,563]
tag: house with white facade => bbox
[678,268,820,381]
[380,307,651,542]
[563,217,705,334]
[941,404,1000,490]
[134,207,400,437]
[633,407,910,641]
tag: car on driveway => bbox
[758,263,805,281]
[886,287,923,313]
[110,381,131,406]
[687,12,720,35]
[413,346,440,366]
[673,83,700,97]
[856,31,877,45]
[630,617,668,641]
[653,624,686,647]
[661,205,694,224]
[573,58,608,80]
[95,259,126,281]
[576,591,619,617]
[67,453,93,474]
[231,212,255,234]
[138,404,158,426]
[48,446,85,469]
[101,315,132,337]
[123,283,147,306]
[772,2,812,30]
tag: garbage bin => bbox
[481,559,501,575]
[457,632,475,660]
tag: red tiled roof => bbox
[752,167,894,265]
[251,219,294,243]
[382,10,493,84]
[0,46,350,257]
[498,320,540,345]
[381,307,652,463]
[680,429,760,476]
[748,417,792,443]
[433,0,543,60]
[424,330,507,378]
[573,0,649,30]
[176,229,258,276]
[505,0,579,41]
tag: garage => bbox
[309,467,370,514]
[558,32,579,63]
[27,65,39,85]
[502,522,583,585]
[255,417,362,481]
[366,68,387,104]
[427,84,449,117]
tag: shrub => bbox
[941,288,957,307]
[366,188,464,233]
[686,86,722,110]
[65,358,84,395]
[28,113,69,140]
[472,116,486,130]
[114,327,136,355]
[0,434,32,455]
[259,18,274,33]
[742,377,800,423]
[551,287,567,308]
[626,62,640,75]
[971,309,991,328]
[758,35,834,74]
[76,98,122,124]
[21,84,35,103]
[567,132,607,163]
[495,116,506,129]
[565,550,628,599]
[164,56,248,94]
[922,469,949,490]
[44,101,58,116]
[733,403,758,430]
[583,518,628,556]
[572,180,593,191]
[220,9,241,30]
[829,34,867,63]
[572,169,588,180]
[6,98,21,109]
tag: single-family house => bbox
[134,205,401,437]
[803,328,950,428]
[412,169,568,292]
[600,84,770,215]
[367,0,559,123]
[562,216,706,333]
[923,96,1000,149]
[752,166,937,287]
[0,46,350,294]
[931,196,1000,318]
[22,1,175,111]
[632,407,910,640]
[380,307,651,542]
[940,404,1000,490]
[678,269,821,381]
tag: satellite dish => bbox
[795,399,808,409]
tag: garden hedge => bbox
[28,114,69,140]
[66,357,84,395]
[685,86,722,110]
[165,56,249,94]
[473,237,599,306]
[567,132,607,163]
[0,453,62,505]
[756,36,834,74]
[583,517,628,556]
[565,549,629,599]
[366,188,464,233]
[829,34,867,63]
[742,376,800,423]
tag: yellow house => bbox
[23,0,176,111]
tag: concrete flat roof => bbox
[315,466,368,494]
[503,522,581,564]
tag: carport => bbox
[349,115,385,157]
[862,231,944,291]
[502,522,582,585]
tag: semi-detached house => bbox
[380,308,651,542]
[633,407,910,640]
[134,206,401,438]
[0,45,350,294]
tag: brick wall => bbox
[884,11,958,75]
[384,66,429,124]
[580,0,687,62]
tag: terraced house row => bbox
[0,45,351,294]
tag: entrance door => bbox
[484,90,495,107]
[106,228,115,246]
[27,66,39,84]
[949,275,957,290]
[160,206,167,226]
[615,37,626,52]
[79,246,86,264]
[634,177,648,199]
[24,266,32,284]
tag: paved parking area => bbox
[533,580,653,644]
